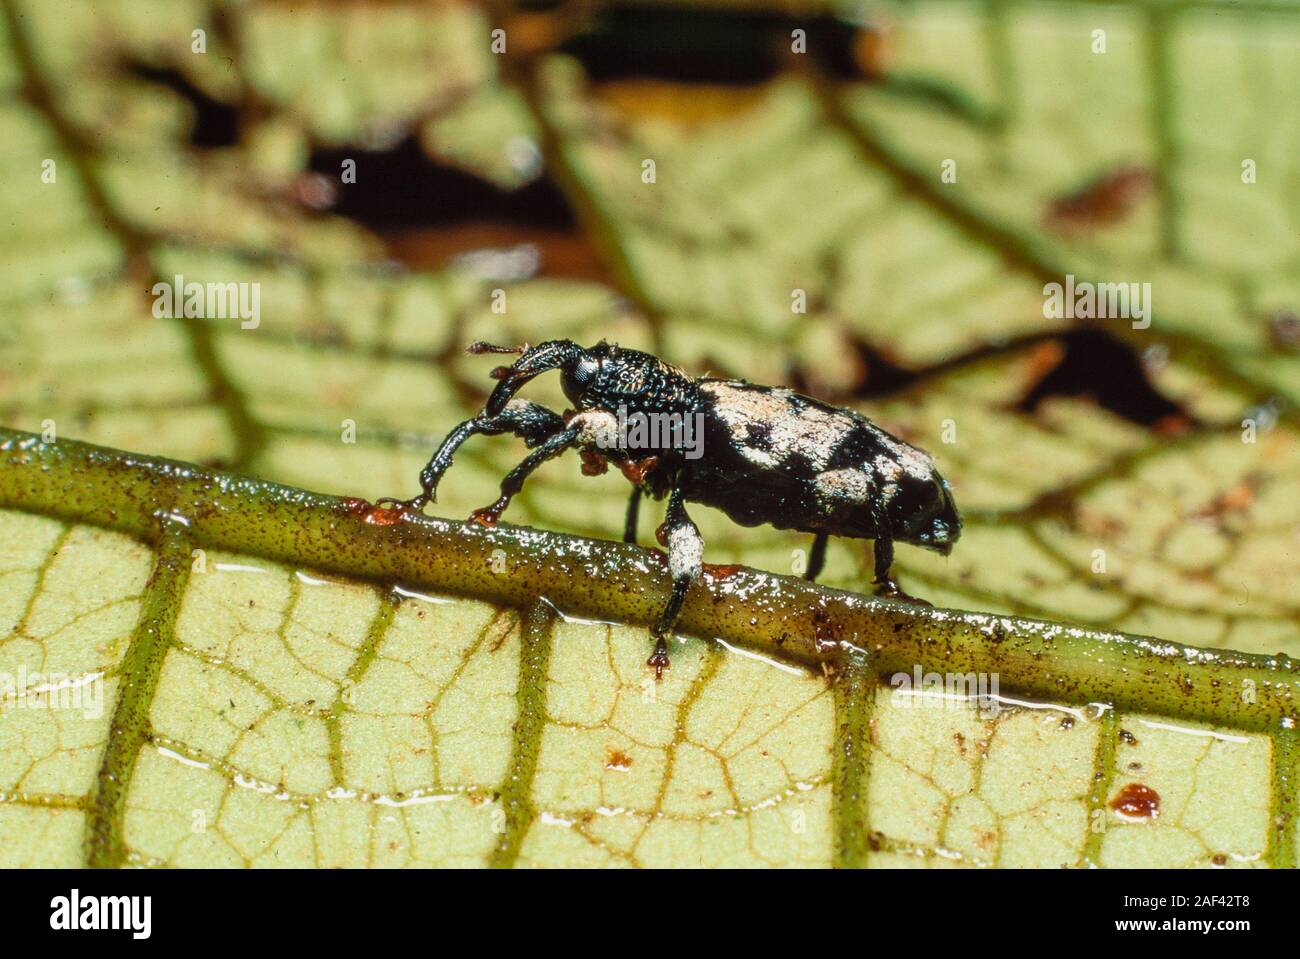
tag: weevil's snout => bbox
[485,372,526,417]
[479,339,591,416]
[891,473,962,556]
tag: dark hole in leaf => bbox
[306,137,575,232]
[125,63,239,148]
[793,330,1189,432]
[305,138,611,280]
[1018,330,1188,428]
[558,5,863,83]
[839,339,918,398]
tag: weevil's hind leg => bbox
[647,487,702,679]
[623,487,642,544]
[391,401,566,511]
[804,532,829,581]
[469,423,581,526]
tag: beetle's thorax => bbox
[573,346,699,420]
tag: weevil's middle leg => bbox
[469,423,581,526]
[468,409,620,525]
[647,487,702,680]
[871,535,894,589]
[804,532,828,581]
[623,487,642,544]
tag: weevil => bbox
[389,340,961,677]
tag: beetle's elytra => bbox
[391,340,961,678]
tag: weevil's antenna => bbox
[466,341,527,355]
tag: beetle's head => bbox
[474,339,649,415]
[883,458,962,556]
[472,339,598,416]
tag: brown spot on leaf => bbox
[1025,340,1067,386]
[605,749,633,771]
[1269,311,1300,352]
[1195,479,1257,522]
[1111,782,1160,820]
[1153,414,1192,437]
[1046,166,1153,231]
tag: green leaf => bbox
[2,430,1298,867]
[1,0,1298,868]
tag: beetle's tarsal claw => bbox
[375,495,426,513]
[469,499,508,527]
[647,637,671,680]
[874,579,932,607]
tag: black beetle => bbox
[390,340,961,677]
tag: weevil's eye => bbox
[562,356,599,402]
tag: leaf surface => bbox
[0,0,1297,867]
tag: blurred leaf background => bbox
[1,0,1298,867]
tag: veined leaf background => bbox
[0,0,1298,869]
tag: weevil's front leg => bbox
[388,401,566,511]
[871,535,930,606]
[804,532,828,582]
[647,487,702,680]
[623,487,642,544]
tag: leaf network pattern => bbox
[0,0,1297,867]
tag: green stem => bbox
[832,650,876,868]
[84,523,192,868]
[1144,3,1182,259]
[1078,708,1121,868]
[3,428,1298,736]
[490,599,556,868]
[1269,726,1300,869]
[326,589,400,787]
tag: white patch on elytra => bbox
[815,468,871,503]
[877,436,935,481]
[666,520,703,581]
[703,381,849,470]
[872,454,902,482]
